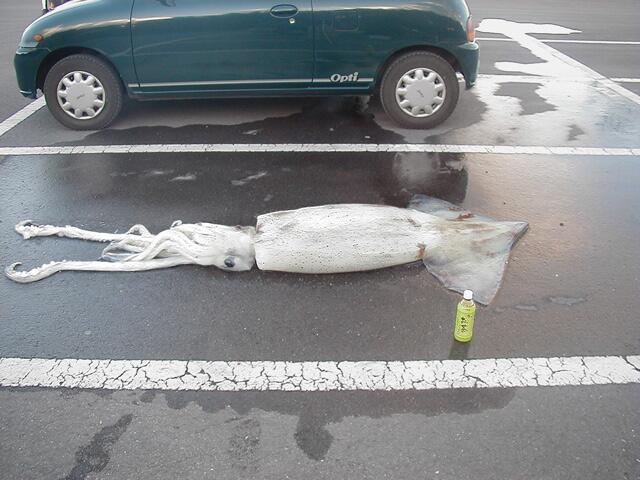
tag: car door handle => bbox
[270,4,298,18]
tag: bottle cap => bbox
[463,290,473,300]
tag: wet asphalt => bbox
[1,1,640,479]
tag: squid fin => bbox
[410,195,528,304]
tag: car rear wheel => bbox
[43,54,124,130]
[380,51,459,129]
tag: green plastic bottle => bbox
[454,290,476,342]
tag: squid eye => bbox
[224,257,236,268]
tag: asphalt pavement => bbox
[1,1,639,479]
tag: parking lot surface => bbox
[1,1,639,479]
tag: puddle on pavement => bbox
[547,296,587,306]
[492,295,588,314]
[49,387,514,461]
[120,96,307,129]
[3,72,637,148]
[494,82,556,116]
[60,413,133,479]
[132,388,516,461]
[567,123,585,141]
[70,96,407,146]
[56,385,514,462]
[25,151,471,223]
[36,74,636,150]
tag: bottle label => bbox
[454,305,476,342]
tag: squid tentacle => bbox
[7,219,257,282]
[5,257,193,283]
[100,224,230,264]
[8,221,206,280]
[15,221,154,243]
[123,230,197,262]
[101,241,152,261]
[100,225,169,260]
[101,234,168,262]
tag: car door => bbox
[130,0,313,93]
[311,0,377,88]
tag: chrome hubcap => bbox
[57,71,105,120]
[395,68,446,118]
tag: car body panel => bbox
[16,0,137,98]
[15,0,478,99]
[451,41,479,86]
[15,46,50,97]
[130,0,315,94]
[311,0,475,87]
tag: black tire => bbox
[379,51,459,129]
[43,54,124,130]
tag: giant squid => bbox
[5,196,528,304]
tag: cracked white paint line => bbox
[0,355,638,391]
[0,97,46,138]
[0,144,638,157]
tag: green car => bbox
[15,0,478,130]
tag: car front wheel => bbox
[43,54,124,130]
[380,51,459,129]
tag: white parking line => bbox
[1,355,638,391]
[480,73,640,89]
[477,37,640,45]
[0,144,638,156]
[0,97,46,138]
[542,39,640,45]
[477,73,585,83]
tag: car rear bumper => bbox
[14,46,50,98]
[452,41,479,88]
